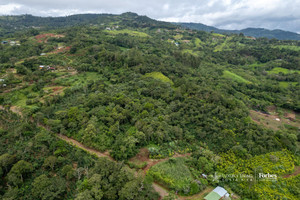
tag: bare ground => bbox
[250,110,300,131]
[152,183,170,199]
[283,166,300,178]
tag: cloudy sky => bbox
[1,0,300,33]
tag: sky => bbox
[1,0,300,33]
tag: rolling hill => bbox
[176,22,300,40]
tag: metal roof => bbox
[213,186,228,197]
[204,186,229,200]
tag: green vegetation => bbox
[223,70,251,84]
[105,29,150,37]
[174,34,183,40]
[0,12,300,200]
[194,38,203,48]
[212,33,226,37]
[148,158,195,195]
[269,67,300,74]
[0,110,158,199]
[214,37,232,52]
[279,81,298,88]
[273,45,300,51]
[144,72,174,85]
[182,49,199,57]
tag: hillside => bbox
[177,22,300,40]
[0,13,300,200]
[0,13,175,37]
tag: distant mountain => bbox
[176,22,300,40]
[0,12,175,37]
[1,13,300,40]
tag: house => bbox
[204,186,230,200]
[39,65,45,69]
[0,79,4,82]
[40,53,46,56]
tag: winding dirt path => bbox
[57,134,114,161]
[152,183,169,199]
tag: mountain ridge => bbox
[175,22,300,40]
[1,13,300,40]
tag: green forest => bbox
[0,13,300,200]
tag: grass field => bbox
[182,49,199,57]
[246,62,266,69]
[214,37,232,52]
[269,67,300,74]
[279,82,298,88]
[147,157,193,193]
[273,45,300,51]
[194,38,203,48]
[105,29,150,37]
[212,33,226,38]
[144,72,174,85]
[223,70,251,84]
[174,34,183,40]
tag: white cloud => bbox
[0,0,300,33]
[0,3,22,15]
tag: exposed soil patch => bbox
[35,33,65,43]
[284,112,296,121]
[144,153,191,174]
[283,166,300,178]
[49,46,71,54]
[10,106,23,116]
[129,148,191,174]
[152,183,169,200]
[250,109,300,131]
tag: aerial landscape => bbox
[0,1,300,200]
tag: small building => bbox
[0,79,4,82]
[204,186,230,200]
[39,65,45,69]
[1,41,8,44]
[40,53,46,56]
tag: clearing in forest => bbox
[35,33,65,43]
[144,72,174,85]
[105,29,150,37]
[223,70,251,84]
[250,108,300,131]
[268,67,300,74]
